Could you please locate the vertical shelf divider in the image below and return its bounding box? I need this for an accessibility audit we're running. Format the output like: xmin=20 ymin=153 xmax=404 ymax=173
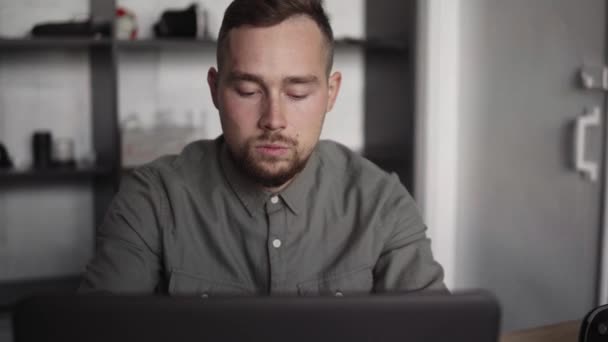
xmin=364 ymin=0 xmax=416 ymax=193
xmin=90 ymin=0 xmax=119 ymax=227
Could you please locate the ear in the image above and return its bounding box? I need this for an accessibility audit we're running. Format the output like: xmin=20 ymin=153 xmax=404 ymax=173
xmin=326 ymin=71 xmax=342 ymax=112
xmin=207 ymin=67 xmax=220 ymax=110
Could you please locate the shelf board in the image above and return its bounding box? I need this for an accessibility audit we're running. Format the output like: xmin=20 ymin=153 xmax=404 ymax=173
xmin=0 ymin=37 xmax=111 ymax=49
xmin=115 ymin=38 xmax=217 ymax=50
xmin=0 ymin=37 xmax=407 ymax=54
xmin=335 ymin=37 xmax=408 ymax=53
xmin=0 ymin=167 xmax=113 ymax=182
xmin=116 ymin=37 xmax=408 ymax=53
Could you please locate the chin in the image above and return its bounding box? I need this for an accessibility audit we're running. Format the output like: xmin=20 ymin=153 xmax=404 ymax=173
xmin=249 ymin=158 xmax=305 ymax=188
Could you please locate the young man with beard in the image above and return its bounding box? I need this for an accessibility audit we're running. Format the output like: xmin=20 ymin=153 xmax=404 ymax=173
xmin=80 ymin=0 xmax=446 ymax=296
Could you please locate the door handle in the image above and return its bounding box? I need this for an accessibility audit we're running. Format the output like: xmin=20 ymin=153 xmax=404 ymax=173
xmin=580 ymin=66 xmax=608 ymax=90
xmin=575 ymin=107 xmax=601 ymax=182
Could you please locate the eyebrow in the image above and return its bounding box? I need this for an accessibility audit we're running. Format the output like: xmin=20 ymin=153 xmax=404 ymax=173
xmin=226 ymin=71 xmax=265 ymax=86
xmin=226 ymin=71 xmax=319 ymax=87
xmin=283 ymin=75 xmax=319 ymax=86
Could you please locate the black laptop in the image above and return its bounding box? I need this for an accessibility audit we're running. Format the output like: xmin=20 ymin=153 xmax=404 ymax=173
xmin=13 ymin=290 xmax=500 ymax=342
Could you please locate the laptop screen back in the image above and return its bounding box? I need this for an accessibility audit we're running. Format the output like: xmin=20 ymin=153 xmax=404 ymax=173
xmin=13 ymin=290 xmax=500 ymax=342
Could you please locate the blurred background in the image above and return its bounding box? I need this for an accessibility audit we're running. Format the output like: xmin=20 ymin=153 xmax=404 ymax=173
xmin=0 ymin=0 xmax=607 ymax=338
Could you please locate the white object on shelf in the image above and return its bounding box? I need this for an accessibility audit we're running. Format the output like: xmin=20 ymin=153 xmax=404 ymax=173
xmin=121 ymin=110 xmax=206 ymax=167
xmin=115 ymin=6 xmax=138 ymax=40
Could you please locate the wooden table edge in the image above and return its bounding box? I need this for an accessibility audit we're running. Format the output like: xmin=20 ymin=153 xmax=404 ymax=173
xmin=500 ymin=321 xmax=580 ymax=342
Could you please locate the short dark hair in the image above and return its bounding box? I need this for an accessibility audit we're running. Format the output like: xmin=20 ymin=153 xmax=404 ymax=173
xmin=217 ymin=0 xmax=335 ymax=75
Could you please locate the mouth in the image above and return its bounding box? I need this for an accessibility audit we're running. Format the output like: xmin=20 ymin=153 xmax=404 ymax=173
xmin=255 ymin=143 xmax=291 ymax=157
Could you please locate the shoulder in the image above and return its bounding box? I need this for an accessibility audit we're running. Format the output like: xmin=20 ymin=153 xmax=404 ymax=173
xmin=127 ymin=138 xmax=221 ymax=187
xmin=316 ymin=140 xmax=419 ymax=221
xmin=316 ymin=140 xmax=401 ymax=191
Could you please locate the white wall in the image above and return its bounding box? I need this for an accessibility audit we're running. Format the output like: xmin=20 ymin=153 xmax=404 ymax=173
xmin=416 ymin=0 xmax=460 ymax=291
xmin=0 ymin=0 xmax=366 ymax=280
xmin=0 ymin=0 xmax=89 ymax=37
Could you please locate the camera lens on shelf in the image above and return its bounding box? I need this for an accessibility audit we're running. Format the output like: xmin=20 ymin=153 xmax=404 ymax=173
xmin=32 ymin=131 xmax=53 ymax=169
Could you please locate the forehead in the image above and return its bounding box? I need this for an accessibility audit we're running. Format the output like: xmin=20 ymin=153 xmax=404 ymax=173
xmin=223 ymin=16 xmax=328 ymax=78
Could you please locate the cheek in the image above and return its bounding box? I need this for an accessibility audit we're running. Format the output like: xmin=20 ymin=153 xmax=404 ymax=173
xmin=291 ymin=96 xmax=328 ymax=132
xmin=220 ymin=93 xmax=261 ymax=132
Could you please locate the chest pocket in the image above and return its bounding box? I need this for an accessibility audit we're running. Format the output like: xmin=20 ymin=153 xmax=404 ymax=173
xmin=297 ymin=265 xmax=374 ymax=296
xmin=168 ymin=269 xmax=253 ymax=298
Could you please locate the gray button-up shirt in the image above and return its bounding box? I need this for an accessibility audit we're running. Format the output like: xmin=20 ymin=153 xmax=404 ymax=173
xmin=80 ymin=137 xmax=446 ymax=296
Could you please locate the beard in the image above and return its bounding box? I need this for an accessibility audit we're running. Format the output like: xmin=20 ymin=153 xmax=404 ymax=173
xmin=228 ymin=132 xmax=311 ymax=188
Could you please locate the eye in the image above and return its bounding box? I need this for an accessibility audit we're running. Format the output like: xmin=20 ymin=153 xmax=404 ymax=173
xmin=286 ymin=85 xmax=313 ymax=100
xmin=238 ymin=90 xmax=255 ymax=97
xmin=288 ymin=93 xmax=309 ymax=100
xmin=236 ymin=88 xmax=259 ymax=98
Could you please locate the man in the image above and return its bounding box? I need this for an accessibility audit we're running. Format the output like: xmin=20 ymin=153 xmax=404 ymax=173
xmin=80 ymin=0 xmax=446 ymax=296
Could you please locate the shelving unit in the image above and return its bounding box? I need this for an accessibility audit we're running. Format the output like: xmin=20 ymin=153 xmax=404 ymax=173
xmin=0 ymin=0 xmax=119 ymax=311
xmin=0 ymin=2 xmax=119 ymax=223
xmin=0 ymin=0 xmax=418 ymax=226
xmin=0 ymin=0 xmax=417 ymax=308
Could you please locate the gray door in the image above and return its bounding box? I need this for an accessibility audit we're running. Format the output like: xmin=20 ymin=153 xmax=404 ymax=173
xmin=453 ymin=0 xmax=606 ymax=331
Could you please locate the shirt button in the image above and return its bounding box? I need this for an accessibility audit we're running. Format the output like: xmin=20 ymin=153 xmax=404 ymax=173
xmin=272 ymin=238 xmax=282 ymax=248
xmin=270 ymin=196 xmax=279 ymax=204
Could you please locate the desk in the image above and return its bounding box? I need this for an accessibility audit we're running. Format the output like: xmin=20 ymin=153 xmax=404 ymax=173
xmin=500 ymin=321 xmax=580 ymax=342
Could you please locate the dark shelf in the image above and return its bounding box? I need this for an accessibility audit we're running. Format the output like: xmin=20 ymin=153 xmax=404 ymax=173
xmin=0 ymin=167 xmax=113 ymax=182
xmin=116 ymin=37 xmax=407 ymax=53
xmin=0 ymin=37 xmax=111 ymax=49
xmin=336 ymin=37 xmax=408 ymax=53
xmin=115 ymin=38 xmax=217 ymax=50
xmin=0 ymin=37 xmax=407 ymax=54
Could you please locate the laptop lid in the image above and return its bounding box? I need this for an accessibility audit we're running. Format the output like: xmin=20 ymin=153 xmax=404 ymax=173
xmin=13 ymin=290 xmax=500 ymax=342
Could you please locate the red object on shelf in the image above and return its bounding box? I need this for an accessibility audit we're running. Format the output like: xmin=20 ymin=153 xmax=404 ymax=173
xmin=116 ymin=6 xmax=137 ymax=40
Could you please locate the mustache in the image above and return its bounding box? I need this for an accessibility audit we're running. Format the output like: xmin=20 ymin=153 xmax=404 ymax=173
xmin=255 ymin=132 xmax=298 ymax=147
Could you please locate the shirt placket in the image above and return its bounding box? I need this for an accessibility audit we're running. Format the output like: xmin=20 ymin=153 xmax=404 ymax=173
xmin=265 ymin=194 xmax=287 ymax=294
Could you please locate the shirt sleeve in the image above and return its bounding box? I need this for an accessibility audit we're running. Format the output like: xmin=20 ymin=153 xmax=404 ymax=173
xmin=79 ymin=167 xmax=165 ymax=294
xmin=372 ymin=174 xmax=448 ymax=293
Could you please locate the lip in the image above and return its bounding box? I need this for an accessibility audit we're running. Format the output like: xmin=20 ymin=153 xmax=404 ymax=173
xmin=257 ymin=143 xmax=289 ymax=149
xmin=255 ymin=144 xmax=290 ymax=157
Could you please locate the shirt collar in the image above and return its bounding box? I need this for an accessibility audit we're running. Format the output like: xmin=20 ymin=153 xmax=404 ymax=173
xmin=219 ymin=137 xmax=268 ymax=217
xmin=218 ymin=136 xmax=320 ymax=217
xmin=279 ymin=150 xmax=319 ymax=216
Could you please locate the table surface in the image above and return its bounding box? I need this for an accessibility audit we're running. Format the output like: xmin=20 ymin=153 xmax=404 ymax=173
xmin=500 ymin=321 xmax=580 ymax=342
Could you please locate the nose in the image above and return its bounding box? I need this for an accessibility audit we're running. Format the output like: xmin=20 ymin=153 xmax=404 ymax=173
xmin=259 ymin=94 xmax=287 ymax=132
